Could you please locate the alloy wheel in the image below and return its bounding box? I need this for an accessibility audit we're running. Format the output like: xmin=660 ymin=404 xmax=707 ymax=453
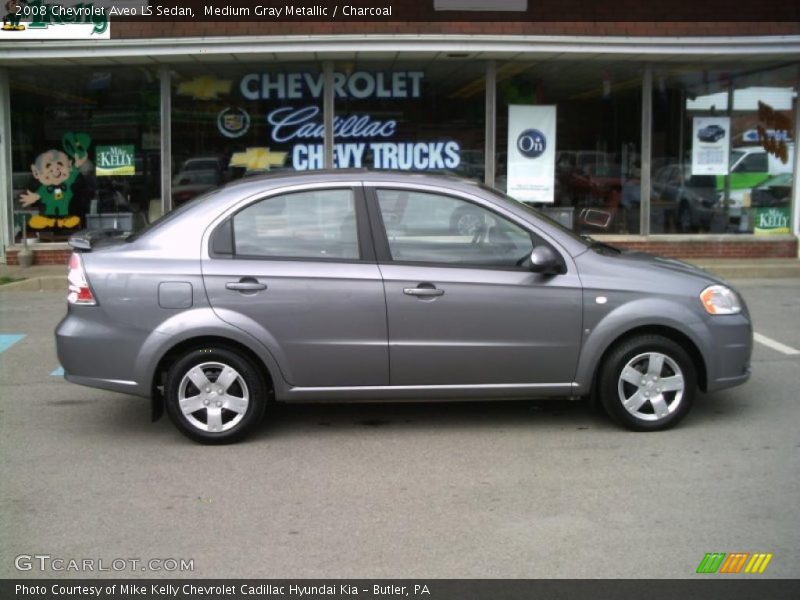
xmin=178 ymin=361 xmax=250 ymax=433
xmin=617 ymin=352 xmax=685 ymax=422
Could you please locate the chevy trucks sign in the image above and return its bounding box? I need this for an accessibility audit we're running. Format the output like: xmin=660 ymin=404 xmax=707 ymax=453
xmin=237 ymin=70 xmax=461 ymax=171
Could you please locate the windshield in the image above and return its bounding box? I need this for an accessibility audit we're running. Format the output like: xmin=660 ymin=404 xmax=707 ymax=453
xmin=173 ymin=170 xmax=219 ymax=186
xmin=183 ymin=159 xmax=220 ymax=171
xmin=479 ymin=184 xmax=590 ymax=247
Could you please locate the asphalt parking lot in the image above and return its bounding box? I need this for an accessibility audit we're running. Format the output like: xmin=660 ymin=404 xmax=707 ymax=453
xmin=0 ymin=279 xmax=798 ymax=579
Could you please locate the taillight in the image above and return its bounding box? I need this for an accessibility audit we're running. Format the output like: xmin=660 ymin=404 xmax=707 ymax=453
xmin=67 ymin=253 xmax=97 ymax=306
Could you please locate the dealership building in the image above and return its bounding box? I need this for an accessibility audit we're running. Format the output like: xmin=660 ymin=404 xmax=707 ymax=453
xmin=1 ymin=5 xmax=799 ymax=264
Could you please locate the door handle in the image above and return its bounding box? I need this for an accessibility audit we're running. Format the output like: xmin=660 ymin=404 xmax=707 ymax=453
xmin=226 ymin=279 xmax=267 ymax=292
xmin=403 ymin=287 xmax=444 ymax=297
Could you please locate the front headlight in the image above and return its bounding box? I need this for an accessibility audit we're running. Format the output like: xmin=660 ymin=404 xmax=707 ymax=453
xmin=700 ymin=284 xmax=742 ymax=315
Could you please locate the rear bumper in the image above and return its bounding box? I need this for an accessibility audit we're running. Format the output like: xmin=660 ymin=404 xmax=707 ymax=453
xmin=56 ymin=310 xmax=149 ymax=397
xmin=64 ymin=373 xmax=141 ymax=395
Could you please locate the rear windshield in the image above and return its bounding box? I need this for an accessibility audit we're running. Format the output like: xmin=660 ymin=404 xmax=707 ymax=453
xmin=126 ymin=190 xmax=220 ymax=242
xmin=183 ymin=159 xmax=221 ymax=171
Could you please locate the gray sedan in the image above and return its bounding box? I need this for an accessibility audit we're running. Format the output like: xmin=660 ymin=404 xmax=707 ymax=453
xmin=56 ymin=171 xmax=752 ymax=443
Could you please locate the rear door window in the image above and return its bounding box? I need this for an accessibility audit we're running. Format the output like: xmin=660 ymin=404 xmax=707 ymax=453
xmin=233 ymin=189 xmax=359 ymax=260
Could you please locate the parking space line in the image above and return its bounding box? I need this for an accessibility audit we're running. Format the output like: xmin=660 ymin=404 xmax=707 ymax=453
xmin=754 ymin=332 xmax=800 ymax=356
xmin=51 ymin=367 xmax=64 ymax=377
xmin=0 ymin=334 xmax=25 ymax=354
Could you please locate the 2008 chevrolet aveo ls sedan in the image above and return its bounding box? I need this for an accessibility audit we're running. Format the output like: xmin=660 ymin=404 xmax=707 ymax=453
xmin=56 ymin=171 xmax=752 ymax=443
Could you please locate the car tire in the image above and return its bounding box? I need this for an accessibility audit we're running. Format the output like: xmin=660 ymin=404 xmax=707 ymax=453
xmin=165 ymin=347 xmax=267 ymax=444
xmin=599 ymin=335 xmax=696 ymax=431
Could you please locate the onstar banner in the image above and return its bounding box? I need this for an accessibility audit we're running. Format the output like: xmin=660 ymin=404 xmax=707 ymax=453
xmin=507 ymin=105 xmax=556 ymax=204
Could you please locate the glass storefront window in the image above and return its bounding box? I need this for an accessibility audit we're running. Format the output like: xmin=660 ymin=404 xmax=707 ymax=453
xmin=9 ymin=66 xmax=160 ymax=241
xmin=170 ymin=61 xmax=323 ymax=207
xmin=332 ymin=59 xmax=486 ymax=176
xmin=496 ymin=60 xmax=643 ymax=234
xmin=651 ymin=62 xmax=797 ymax=235
xmin=9 ymin=57 xmax=793 ymax=244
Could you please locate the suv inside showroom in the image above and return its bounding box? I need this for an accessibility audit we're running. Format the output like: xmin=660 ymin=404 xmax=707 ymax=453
xmin=56 ymin=171 xmax=752 ymax=443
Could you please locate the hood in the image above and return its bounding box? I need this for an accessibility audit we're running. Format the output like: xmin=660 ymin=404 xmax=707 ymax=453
xmin=608 ymin=248 xmax=725 ymax=284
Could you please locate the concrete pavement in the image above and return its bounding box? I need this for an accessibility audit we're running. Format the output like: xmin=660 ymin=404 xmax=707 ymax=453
xmin=0 ymin=279 xmax=798 ymax=579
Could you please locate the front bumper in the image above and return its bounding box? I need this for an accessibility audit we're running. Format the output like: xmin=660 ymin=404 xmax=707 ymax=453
xmin=702 ymin=312 xmax=753 ymax=393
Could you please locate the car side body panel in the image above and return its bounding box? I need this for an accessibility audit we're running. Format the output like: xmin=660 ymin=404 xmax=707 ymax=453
xmin=202 ymin=260 xmax=389 ymax=388
xmin=572 ymin=250 xmax=752 ymax=394
xmin=54 ymin=171 xmax=752 ymax=422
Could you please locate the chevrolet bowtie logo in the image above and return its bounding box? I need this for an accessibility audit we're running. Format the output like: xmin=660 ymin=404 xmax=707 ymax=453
xmin=177 ymin=76 xmax=232 ymax=100
xmin=229 ymin=147 xmax=287 ymax=171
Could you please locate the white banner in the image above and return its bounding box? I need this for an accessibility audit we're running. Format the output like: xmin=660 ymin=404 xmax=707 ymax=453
xmin=692 ymin=116 xmax=730 ymax=175
xmin=507 ymin=105 xmax=556 ymax=203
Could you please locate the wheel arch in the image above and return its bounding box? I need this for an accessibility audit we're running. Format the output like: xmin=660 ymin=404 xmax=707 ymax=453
xmin=590 ymin=324 xmax=708 ymax=398
xmin=149 ymin=335 xmax=276 ymax=422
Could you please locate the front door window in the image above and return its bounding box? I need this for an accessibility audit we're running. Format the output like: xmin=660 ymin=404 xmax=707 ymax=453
xmin=376 ymin=189 xmax=534 ymax=267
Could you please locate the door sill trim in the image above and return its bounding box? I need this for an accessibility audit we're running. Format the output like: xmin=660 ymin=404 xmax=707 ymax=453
xmin=282 ymin=382 xmax=576 ymax=402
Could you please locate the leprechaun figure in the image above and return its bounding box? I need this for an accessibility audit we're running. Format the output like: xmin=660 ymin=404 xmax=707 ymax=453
xmin=19 ymin=149 xmax=86 ymax=229
xmin=2 ymin=0 xmax=26 ymax=31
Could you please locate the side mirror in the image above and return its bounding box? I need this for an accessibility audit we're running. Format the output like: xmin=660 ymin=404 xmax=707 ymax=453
xmin=529 ymin=245 xmax=562 ymax=275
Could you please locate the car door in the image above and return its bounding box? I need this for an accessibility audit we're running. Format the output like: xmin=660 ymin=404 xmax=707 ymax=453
xmin=367 ymin=185 xmax=582 ymax=387
xmin=202 ymin=184 xmax=388 ymax=387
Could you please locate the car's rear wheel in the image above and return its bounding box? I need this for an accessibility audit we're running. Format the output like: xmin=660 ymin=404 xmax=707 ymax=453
xmin=165 ymin=347 xmax=266 ymax=444
xmin=599 ymin=335 xmax=696 ymax=431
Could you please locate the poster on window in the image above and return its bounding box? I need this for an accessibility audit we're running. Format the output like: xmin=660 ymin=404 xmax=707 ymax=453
xmin=96 ymin=145 xmax=135 ymax=176
xmin=692 ymin=117 xmax=730 ymax=175
xmin=507 ymin=105 xmax=556 ymax=203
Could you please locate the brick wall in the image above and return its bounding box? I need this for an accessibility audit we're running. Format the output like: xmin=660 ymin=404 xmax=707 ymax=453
xmin=112 ymin=21 xmax=800 ymax=39
xmin=6 ymin=248 xmax=72 ymax=266
xmin=607 ymin=239 xmax=798 ymax=259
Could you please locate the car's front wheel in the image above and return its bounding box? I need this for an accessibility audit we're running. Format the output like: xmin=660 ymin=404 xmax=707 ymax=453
xmin=165 ymin=347 xmax=266 ymax=444
xmin=599 ymin=335 xmax=696 ymax=431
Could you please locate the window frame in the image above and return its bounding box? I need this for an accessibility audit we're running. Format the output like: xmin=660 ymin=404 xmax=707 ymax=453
xmin=364 ymin=184 xmax=564 ymax=272
xmin=209 ymin=185 xmax=376 ymax=263
xmin=735 ymin=152 xmax=769 ymax=174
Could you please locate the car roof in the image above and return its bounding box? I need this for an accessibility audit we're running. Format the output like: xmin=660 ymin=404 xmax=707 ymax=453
xmin=216 ymin=169 xmax=485 ymax=195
